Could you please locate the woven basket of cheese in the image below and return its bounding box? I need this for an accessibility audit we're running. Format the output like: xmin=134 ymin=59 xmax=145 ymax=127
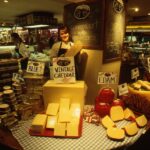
xmin=123 ymin=80 xmax=150 ymax=118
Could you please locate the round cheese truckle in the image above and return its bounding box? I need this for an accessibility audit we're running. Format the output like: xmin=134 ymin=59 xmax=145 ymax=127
xmin=135 ymin=115 xmax=148 ymax=127
xmin=101 ymin=115 xmax=115 ymax=129
xmin=107 ymin=127 xmax=125 ymax=141
xmin=124 ymin=122 xmax=139 ymax=136
xmin=124 ymin=108 xmax=136 ymax=121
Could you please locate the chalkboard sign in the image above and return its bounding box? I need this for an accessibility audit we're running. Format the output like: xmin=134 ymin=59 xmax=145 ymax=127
xmin=64 ymin=1 xmax=105 ymax=49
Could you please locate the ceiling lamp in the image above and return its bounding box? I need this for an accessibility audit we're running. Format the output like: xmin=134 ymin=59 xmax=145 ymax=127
xmin=134 ymin=8 xmax=139 ymax=12
xmin=4 ymin=0 xmax=8 ymax=3
xmin=24 ymin=24 xmax=50 ymax=29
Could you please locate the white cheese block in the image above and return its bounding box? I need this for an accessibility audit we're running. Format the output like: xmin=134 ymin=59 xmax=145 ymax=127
xmin=135 ymin=115 xmax=148 ymax=127
xmin=124 ymin=108 xmax=135 ymax=120
xmin=124 ymin=122 xmax=139 ymax=136
xmin=107 ymin=127 xmax=125 ymax=140
xmin=54 ymin=123 xmax=66 ymax=136
xmin=46 ymin=116 xmax=58 ymax=129
xmin=101 ymin=115 xmax=115 ymax=129
xmin=110 ymin=106 xmax=124 ymax=122
xmin=46 ymin=103 xmax=59 ymax=116
xmin=67 ymin=123 xmax=79 ymax=136
xmin=31 ymin=114 xmax=47 ymax=133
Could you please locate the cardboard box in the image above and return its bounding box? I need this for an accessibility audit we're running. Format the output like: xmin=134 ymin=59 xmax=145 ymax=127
xmin=43 ymin=80 xmax=87 ymax=114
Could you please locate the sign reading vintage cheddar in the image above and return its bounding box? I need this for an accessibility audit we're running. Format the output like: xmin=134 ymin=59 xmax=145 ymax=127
xmin=53 ymin=57 xmax=76 ymax=83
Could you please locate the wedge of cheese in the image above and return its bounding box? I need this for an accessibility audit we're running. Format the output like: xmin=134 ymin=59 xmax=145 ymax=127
xmin=124 ymin=122 xmax=139 ymax=136
xmin=101 ymin=115 xmax=115 ymax=129
xmin=110 ymin=106 xmax=124 ymax=122
xmin=46 ymin=103 xmax=59 ymax=116
xmin=54 ymin=123 xmax=66 ymax=136
xmin=107 ymin=127 xmax=125 ymax=141
xmin=46 ymin=116 xmax=58 ymax=129
xmin=31 ymin=114 xmax=47 ymax=133
xmin=124 ymin=108 xmax=135 ymax=121
xmin=135 ymin=115 xmax=148 ymax=127
xmin=67 ymin=123 xmax=79 ymax=136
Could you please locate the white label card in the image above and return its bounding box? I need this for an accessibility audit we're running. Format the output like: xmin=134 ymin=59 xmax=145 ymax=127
xmin=12 ymin=73 xmax=24 ymax=82
xmin=118 ymin=83 xmax=128 ymax=96
xmin=53 ymin=57 xmax=76 ymax=83
xmin=131 ymin=67 xmax=139 ymax=79
xmin=26 ymin=61 xmax=45 ymax=75
xmin=98 ymin=72 xmax=117 ymax=84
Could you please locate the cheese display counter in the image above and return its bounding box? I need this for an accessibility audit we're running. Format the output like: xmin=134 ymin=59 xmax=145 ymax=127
xmin=10 ymin=110 xmax=147 ymax=150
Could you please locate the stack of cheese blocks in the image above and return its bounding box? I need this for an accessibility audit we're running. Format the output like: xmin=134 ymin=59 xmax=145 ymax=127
xmin=101 ymin=106 xmax=148 ymax=141
xmin=30 ymin=98 xmax=81 ymax=137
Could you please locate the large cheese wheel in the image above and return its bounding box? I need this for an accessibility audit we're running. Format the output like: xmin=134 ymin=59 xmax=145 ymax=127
xmin=101 ymin=115 xmax=115 ymax=129
xmin=110 ymin=106 xmax=124 ymax=122
xmin=124 ymin=122 xmax=139 ymax=136
xmin=107 ymin=127 xmax=125 ymax=140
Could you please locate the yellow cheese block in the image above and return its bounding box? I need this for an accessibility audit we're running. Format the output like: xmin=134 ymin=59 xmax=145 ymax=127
xmin=31 ymin=114 xmax=47 ymax=133
xmin=107 ymin=127 xmax=125 ymax=140
xmin=58 ymin=108 xmax=71 ymax=122
xmin=54 ymin=123 xmax=66 ymax=136
xmin=46 ymin=103 xmax=59 ymax=116
xmin=43 ymin=80 xmax=87 ymax=114
xmin=46 ymin=116 xmax=58 ymax=129
xmin=124 ymin=108 xmax=135 ymax=120
xmin=110 ymin=106 xmax=124 ymax=122
xmin=67 ymin=123 xmax=79 ymax=136
xmin=124 ymin=122 xmax=139 ymax=136
xmin=60 ymin=98 xmax=70 ymax=109
xmin=101 ymin=115 xmax=115 ymax=129
xmin=70 ymin=103 xmax=81 ymax=118
xmin=135 ymin=115 xmax=148 ymax=127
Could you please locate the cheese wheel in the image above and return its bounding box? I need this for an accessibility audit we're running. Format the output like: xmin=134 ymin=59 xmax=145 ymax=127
xmin=101 ymin=115 xmax=115 ymax=129
xmin=107 ymin=127 xmax=125 ymax=140
xmin=124 ymin=108 xmax=135 ymax=120
xmin=135 ymin=115 xmax=148 ymax=127
xmin=110 ymin=106 xmax=124 ymax=122
xmin=124 ymin=122 xmax=139 ymax=136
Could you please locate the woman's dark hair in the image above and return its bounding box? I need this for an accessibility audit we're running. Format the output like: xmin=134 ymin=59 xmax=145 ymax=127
xmin=11 ymin=33 xmax=22 ymax=42
xmin=58 ymin=25 xmax=73 ymax=42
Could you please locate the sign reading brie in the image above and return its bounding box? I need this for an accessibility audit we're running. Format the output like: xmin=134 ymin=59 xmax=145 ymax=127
xmin=98 ymin=72 xmax=117 ymax=84
xmin=26 ymin=61 xmax=45 ymax=75
xmin=53 ymin=57 xmax=76 ymax=83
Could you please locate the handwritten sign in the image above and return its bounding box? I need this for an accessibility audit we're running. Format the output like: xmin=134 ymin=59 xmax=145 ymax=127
xmin=53 ymin=57 xmax=76 ymax=83
xmin=98 ymin=72 xmax=117 ymax=84
xmin=131 ymin=67 xmax=139 ymax=80
xmin=26 ymin=61 xmax=45 ymax=75
xmin=118 ymin=83 xmax=128 ymax=96
xmin=12 ymin=73 xmax=24 ymax=83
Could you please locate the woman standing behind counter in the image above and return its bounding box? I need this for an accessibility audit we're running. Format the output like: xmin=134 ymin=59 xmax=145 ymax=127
xmin=49 ymin=25 xmax=74 ymax=62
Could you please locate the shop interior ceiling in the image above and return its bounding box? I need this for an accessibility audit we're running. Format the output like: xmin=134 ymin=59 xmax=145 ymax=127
xmin=0 ymin=0 xmax=149 ymax=24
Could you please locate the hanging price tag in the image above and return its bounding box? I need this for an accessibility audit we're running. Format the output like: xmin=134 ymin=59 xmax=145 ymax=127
xmin=97 ymin=72 xmax=117 ymax=84
xmin=118 ymin=83 xmax=128 ymax=96
xmin=131 ymin=67 xmax=139 ymax=80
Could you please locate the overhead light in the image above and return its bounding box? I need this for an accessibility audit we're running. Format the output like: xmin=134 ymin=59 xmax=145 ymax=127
xmin=4 ymin=0 xmax=8 ymax=3
xmin=24 ymin=24 xmax=49 ymax=29
xmin=134 ymin=8 xmax=139 ymax=12
xmin=148 ymin=13 xmax=150 ymax=16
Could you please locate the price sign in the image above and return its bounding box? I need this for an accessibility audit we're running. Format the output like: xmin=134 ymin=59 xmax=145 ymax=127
xmin=53 ymin=57 xmax=76 ymax=83
xmin=26 ymin=61 xmax=45 ymax=75
xmin=98 ymin=72 xmax=117 ymax=84
xmin=131 ymin=67 xmax=139 ymax=80
xmin=12 ymin=73 xmax=23 ymax=82
xmin=118 ymin=83 xmax=128 ymax=96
